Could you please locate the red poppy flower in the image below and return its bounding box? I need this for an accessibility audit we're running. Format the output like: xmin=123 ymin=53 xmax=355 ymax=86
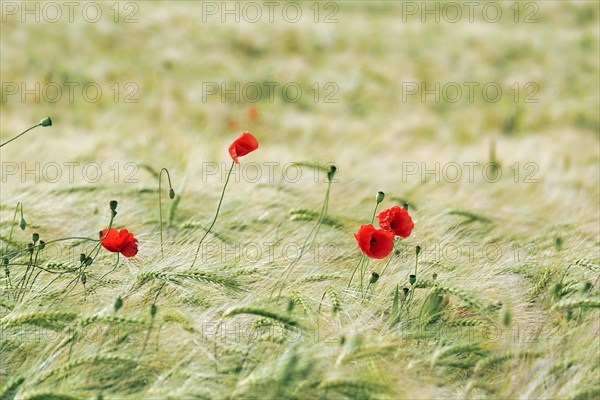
xmin=377 ymin=206 xmax=414 ymax=238
xmin=100 ymin=228 xmax=138 ymax=257
xmin=228 ymin=131 xmax=259 ymax=164
xmin=354 ymin=224 xmax=394 ymax=259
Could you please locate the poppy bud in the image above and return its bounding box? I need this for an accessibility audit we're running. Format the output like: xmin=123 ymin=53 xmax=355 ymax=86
xmin=109 ymin=200 xmax=118 ymax=211
xmin=581 ymin=281 xmax=592 ymax=293
xmin=81 ymin=273 xmax=87 ymax=285
xmin=80 ymin=253 xmax=87 ymax=263
xmin=38 ymin=240 xmax=46 ymax=250
xmin=32 ymin=233 xmax=39 ymax=243
xmin=85 ymin=257 xmax=93 ymax=266
xmin=402 ymin=287 xmax=409 ymax=297
xmin=369 ymin=271 xmax=380 ymax=284
xmin=402 ymin=203 xmax=409 ymax=211
xmin=416 ymin=246 xmax=421 ymax=255
xmin=551 ymin=283 xmax=563 ymax=298
xmin=376 ymin=191 xmax=385 ymax=204
xmin=27 ymin=243 xmax=34 ymax=253
xmin=409 ymin=274 xmax=416 ymax=285
xmin=169 ymin=188 xmax=175 ymax=199
xmin=150 ymin=304 xmax=157 ymax=317
xmin=327 ymin=164 xmax=337 ymax=181
xmin=114 ymin=297 xmax=123 ymax=311
xmin=554 ymin=237 xmax=563 ymax=250
xmin=502 ymin=307 xmax=511 ymax=327
xmin=40 ymin=116 xmax=52 ymax=127
xmin=19 ymin=218 xmax=26 ymax=230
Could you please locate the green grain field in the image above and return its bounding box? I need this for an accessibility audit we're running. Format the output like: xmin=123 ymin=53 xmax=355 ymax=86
xmin=1 ymin=1 xmax=599 ymax=399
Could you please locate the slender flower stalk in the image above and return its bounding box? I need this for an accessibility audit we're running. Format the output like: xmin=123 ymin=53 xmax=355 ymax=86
xmin=348 ymin=192 xmax=385 ymax=289
xmin=272 ymin=165 xmax=336 ymax=299
xmin=191 ymin=160 xmax=235 ymax=268
xmin=158 ymin=168 xmax=175 ymax=258
xmin=0 ymin=117 xmax=52 ymax=148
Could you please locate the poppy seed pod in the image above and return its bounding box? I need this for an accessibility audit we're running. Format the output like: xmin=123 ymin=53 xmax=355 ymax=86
xmin=403 ymin=203 xmax=409 ymax=210
xmin=80 ymin=253 xmax=87 ymax=263
xmin=169 ymin=188 xmax=175 ymax=199
xmin=402 ymin=287 xmax=410 ymax=297
xmin=369 ymin=271 xmax=380 ymax=284
xmin=114 ymin=297 xmax=123 ymax=311
xmin=40 ymin=116 xmax=52 ymax=127
xmin=32 ymin=233 xmax=39 ymax=243
xmin=38 ymin=240 xmax=46 ymax=250
xmin=409 ymin=274 xmax=416 ymax=285
xmin=376 ymin=191 xmax=385 ymax=204
xmin=85 ymin=257 xmax=93 ymax=266
xmin=416 ymin=245 xmax=421 ymax=255
xmin=432 ymin=272 xmax=438 ymax=280
xmin=19 ymin=218 xmax=26 ymax=230
xmin=2 ymin=257 xmax=8 ymax=265
xmin=27 ymin=243 xmax=34 ymax=253
xmin=109 ymin=200 xmax=118 ymax=211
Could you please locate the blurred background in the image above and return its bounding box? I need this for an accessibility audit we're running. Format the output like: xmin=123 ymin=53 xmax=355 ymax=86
xmin=1 ymin=2 xmax=599 ymax=398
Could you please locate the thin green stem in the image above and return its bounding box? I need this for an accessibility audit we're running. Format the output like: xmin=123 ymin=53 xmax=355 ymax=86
xmin=0 ymin=123 xmax=41 ymax=148
xmin=272 ymin=178 xmax=333 ymax=299
xmin=191 ymin=161 xmax=236 ymax=268
xmin=158 ymin=168 xmax=174 ymax=258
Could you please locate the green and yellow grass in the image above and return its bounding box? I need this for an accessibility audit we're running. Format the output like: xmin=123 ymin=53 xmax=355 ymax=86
xmin=1 ymin=1 xmax=599 ymax=399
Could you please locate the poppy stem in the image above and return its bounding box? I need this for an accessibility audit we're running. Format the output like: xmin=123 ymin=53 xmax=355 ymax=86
xmin=6 ymin=202 xmax=20 ymax=247
xmin=191 ymin=160 xmax=236 ymax=268
xmin=380 ymin=238 xmax=400 ymax=278
xmin=370 ymin=200 xmax=380 ymax=224
xmin=0 ymin=123 xmax=41 ymax=148
xmin=347 ymin=254 xmax=365 ymax=288
xmin=273 ymin=175 xmax=333 ymax=299
xmin=158 ymin=168 xmax=174 ymax=258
